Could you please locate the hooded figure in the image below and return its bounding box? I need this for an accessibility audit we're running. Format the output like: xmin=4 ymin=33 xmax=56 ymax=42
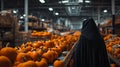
xmin=73 ymin=18 xmax=110 ymax=67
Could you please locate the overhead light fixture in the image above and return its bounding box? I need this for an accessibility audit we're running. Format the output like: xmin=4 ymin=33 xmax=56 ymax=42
xmin=62 ymin=1 xmax=69 ymax=3
xmin=103 ymin=9 xmax=108 ymax=13
xmin=39 ymin=0 xmax=45 ymax=3
xmin=20 ymin=16 xmax=23 ymax=19
xmin=59 ymin=0 xmax=69 ymax=3
xmin=23 ymin=14 xmax=26 ymax=17
xmin=13 ymin=10 xmax=17 ymax=13
xmin=41 ymin=19 xmax=45 ymax=21
xmin=85 ymin=0 xmax=91 ymax=3
xmin=49 ymin=8 xmax=53 ymax=11
xmin=78 ymin=0 xmax=83 ymax=3
xmin=55 ymin=12 xmax=59 ymax=15
xmin=83 ymin=19 xmax=87 ymax=21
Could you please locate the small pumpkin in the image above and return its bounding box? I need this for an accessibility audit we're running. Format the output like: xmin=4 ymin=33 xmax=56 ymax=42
xmin=21 ymin=45 xmax=32 ymax=53
xmin=0 ymin=47 xmax=17 ymax=64
xmin=44 ymin=41 xmax=54 ymax=48
xmin=33 ymin=41 xmax=43 ymax=48
xmin=0 ymin=56 xmax=12 ymax=67
xmin=13 ymin=61 xmax=21 ymax=67
xmin=26 ymin=42 xmax=33 ymax=46
xmin=111 ymin=64 xmax=116 ymax=67
xmin=40 ymin=46 xmax=48 ymax=52
xmin=107 ymin=47 xmax=112 ymax=53
xmin=36 ymin=48 xmax=44 ymax=56
xmin=32 ymin=42 xmax=40 ymax=48
xmin=16 ymin=53 xmax=32 ymax=63
xmin=42 ymin=49 xmax=55 ymax=63
xmin=41 ymin=58 xmax=48 ymax=63
xmin=27 ymin=51 xmax=40 ymax=61
xmin=35 ymin=60 xmax=48 ymax=67
xmin=52 ymin=47 xmax=62 ymax=55
xmin=17 ymin=61 xmax=37 ymax=67
xmin=53 ymin=60 xmax=65 ymax=67
xmin=42 ymin=52 xmax=49 ymax=63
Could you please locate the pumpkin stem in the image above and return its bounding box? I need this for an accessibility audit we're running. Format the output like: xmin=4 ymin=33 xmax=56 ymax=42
xmin=16 ymin=47 xmax=19 ymax=50
xmin=6 ymin=43 xmax=10 ymax=47
xmin=49 ymin=48 xmax=51 ymax=51
xmin=31 ymin=48 xmax=36 ymax=51
xmin=37 ymin=55 xmax=41 ymax=61
xmin=22 ymin=56 xmax=27 ymax=62
xmin=41 ymin=47 xmax=44 ymax=52
xmin=24 ymin=44 xmax=28 ymax=48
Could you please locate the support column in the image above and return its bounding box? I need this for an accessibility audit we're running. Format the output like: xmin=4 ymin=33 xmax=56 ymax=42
xmin=97 ymin=7 xmax=100 ymax=23
xmin=111 ymin=0 xmax=115 ymax=34
xmin=1 ymin=0 xmax=4 ymax=11
xmin=24 ymin=0 xmax=28 ymax=32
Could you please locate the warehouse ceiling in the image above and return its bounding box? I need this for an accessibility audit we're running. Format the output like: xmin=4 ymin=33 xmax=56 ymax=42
xmin=0 ymin=0 xmax=120 ymax=20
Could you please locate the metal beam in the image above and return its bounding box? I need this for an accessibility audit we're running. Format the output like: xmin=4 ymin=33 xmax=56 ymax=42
xmin=111 ymin=0 xmax=115 ymax=34
xmin=97 ymin=7 xmax=101 ymax=23
xmin=24 ymin=0 xmax=28 ymax=32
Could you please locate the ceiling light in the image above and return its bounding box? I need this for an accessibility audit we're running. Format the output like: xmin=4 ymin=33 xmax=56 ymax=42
xmin=55 ymin=12 xmax=59 ymax=15
xmin=83 ymin=19 xmax=87 ymax=21
xmin=41 ymin=19 xmax=45 ymax=21
xmin=59 ymin=0 xmax=69 ymax=3
xmin=103 ymin=9 xmax=108 ymax=13
xmin=39 ymin=0 xmax=45 ymax=3
xmin=13 ymin=10 xmax=17 ymax=13
xmin=20 ymin=16 xmax=23 ymax=19
xmin=78 ymin=0 xmax=83 ymax=3
xmin=62 ymin=1 xmax=69 ymax=3
xmin=23 ymin=14 xmax=26 ymax=17
xmin=49 ymin=8 xmax=53 ymax=11
xmin=85 ymin=0 xmax=90 ymax=3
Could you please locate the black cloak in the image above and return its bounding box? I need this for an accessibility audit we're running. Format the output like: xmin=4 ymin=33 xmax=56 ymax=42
xmin=73 ymin=18 xmax=110 ymax=67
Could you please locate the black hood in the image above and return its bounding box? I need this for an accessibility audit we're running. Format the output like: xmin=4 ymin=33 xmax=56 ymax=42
xmin=81 ymin=18 xmax=101 ymax=39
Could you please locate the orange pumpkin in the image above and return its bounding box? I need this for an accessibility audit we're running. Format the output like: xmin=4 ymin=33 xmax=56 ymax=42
xmin=13 ymin=61 xmax=21 ymax=67
xmin=53 ymin=60 xmax=65 ymax=67
xmin=16 ymin=53 xmax=32 ymax=63
xmin=49 ymin=50 xmax=58 ymax=60
xmin=27 ymin=51 xmax=40 ymax=61
xmin=44 ymin=41 xmax=54 ymax=48
xmin=42 ymin=52 xmax=49 ymax=63
xmin=36 ymin=48 xmax=44 ymax=56
xmin=111 ymin=64 xmax=116 ymax=67
xmin=17 ymin=61 xmax=37 ymax=67
xmin=36 ymin=60 xmax=48 ymax=67
xmin=40 ymin=46 xmax=48 ymax=52
xmin=107 ymin=47 xmax=112 ymax=53
xmin=32 ymin=41 xmax=43 ymax=48
xmin=21 ymin=45 xmax=32 ymax=53
xmin=52 ymin=47 xmax=62 ymax=55
xmin=0 ymin=56 xmax=12 ymax=67
xmin=0 ymin=51 xmax=1 ymax=56
xmin=0 ymin=47 xmax=17 ymax=63
xmin=32 ymin=42 xmax=40 ymax=48
xmin=42 ymin=49 xmax=55 ymax=63
xmin=26 ymin=42 xmax=33 ymax=46
xmin=54 ymin=51 xmax=59 ymax=59
xmin=41 ymin=58 xmax=48 ymax=63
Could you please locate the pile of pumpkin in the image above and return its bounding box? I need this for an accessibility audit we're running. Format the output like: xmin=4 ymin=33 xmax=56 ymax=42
xmin=31 ymin=30 xmax=52 ymax=38
xmin=0 ymin=32 xmax=80 ymax=67
xmin=104 ymin=34 xmax=120 ymax=61
xmin=104 ymin=34 xmax=113 ymax=41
